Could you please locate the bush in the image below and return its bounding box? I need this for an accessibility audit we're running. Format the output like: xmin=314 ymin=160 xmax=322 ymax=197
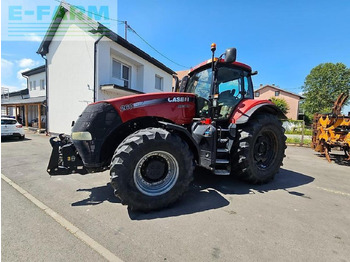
xmin=270 ymin=97 xmax=290 ymax=115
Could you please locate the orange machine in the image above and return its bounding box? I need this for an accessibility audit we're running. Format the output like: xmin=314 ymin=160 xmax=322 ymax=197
xmin=312 ymin=93 xmax=350 ymax=162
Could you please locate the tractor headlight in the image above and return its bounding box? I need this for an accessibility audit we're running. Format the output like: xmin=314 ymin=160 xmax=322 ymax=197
xmin=71 ymin=131 xmax=92 ymax=141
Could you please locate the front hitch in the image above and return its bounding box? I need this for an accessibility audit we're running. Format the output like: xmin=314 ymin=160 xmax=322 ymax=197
xmin=47 ymin=134 xmax=88 ymax=175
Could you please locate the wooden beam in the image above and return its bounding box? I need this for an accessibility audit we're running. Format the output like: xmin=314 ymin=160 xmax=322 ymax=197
xmin=38 ymin=104 xmax=42 ymax=130
xmin=25 ymin=104 xmax=29 ymax=127
xmin=6 ymin=106 xmax=9 ymax=115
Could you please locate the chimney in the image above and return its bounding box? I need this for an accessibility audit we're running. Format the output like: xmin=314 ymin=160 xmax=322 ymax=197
xmin=260 ymin=84 xmax=263 ymax=87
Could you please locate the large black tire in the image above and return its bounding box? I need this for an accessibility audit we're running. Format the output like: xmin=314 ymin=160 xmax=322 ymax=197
xmin=110 ymin=128 xmax=194 ymax=211
xmin=231 ymin=114 xmax=286 ymax=184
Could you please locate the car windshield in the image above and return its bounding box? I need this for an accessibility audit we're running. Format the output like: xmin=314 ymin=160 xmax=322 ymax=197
xmin=1 ymin=119 xmax=17 ymax=125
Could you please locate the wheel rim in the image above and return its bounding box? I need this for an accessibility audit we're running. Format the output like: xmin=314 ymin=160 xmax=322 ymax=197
xmin=253 ymin=130 xmax=277 ymax=169
xmin=134 ymin=151 xmax=179 ymax=196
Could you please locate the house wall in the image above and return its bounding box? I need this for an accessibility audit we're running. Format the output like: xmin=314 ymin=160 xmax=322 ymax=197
xmin=28 ymin=72 xmax=46 ymax=97
xmin=46 ymin=13 xmax=96 ymax=134
xmin=96 ymin=38 xmax=172 ymax=101
xmin=46 ymin=11 xmax=173 ymax=134
xmin=256 ymin=86 xmax=300 ymax=120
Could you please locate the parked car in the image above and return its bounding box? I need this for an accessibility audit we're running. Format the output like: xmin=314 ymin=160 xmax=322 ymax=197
xmin=1 ymin=115 xmax=15 ymax=119
xmin=1 ymin=117 xmax=25 ymax=140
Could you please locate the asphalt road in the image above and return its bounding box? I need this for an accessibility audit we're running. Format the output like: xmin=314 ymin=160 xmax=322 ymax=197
xmin=1 ymin=131 xmax=350 ymax=262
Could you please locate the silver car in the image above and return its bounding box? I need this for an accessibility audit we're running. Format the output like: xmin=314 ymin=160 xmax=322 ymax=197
xmin=1 ymin=117 xmax=25 ymax=140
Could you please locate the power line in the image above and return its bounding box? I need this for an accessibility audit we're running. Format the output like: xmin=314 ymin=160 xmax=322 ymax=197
xmin=51 ymin=0 xmax=189 ymax=69
xmin=127 ymin=25 xmax=190 ymax=68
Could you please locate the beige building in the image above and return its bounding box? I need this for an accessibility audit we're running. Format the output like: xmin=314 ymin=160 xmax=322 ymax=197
xmin=254 ymin=84 xmax=304 ymax=120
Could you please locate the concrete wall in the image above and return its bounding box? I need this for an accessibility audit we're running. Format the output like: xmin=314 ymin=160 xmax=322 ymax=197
xmin=255 ymin=85 xmax=301 ymax=120
xmin=28 ymin=72 xmax=46 ymax=98
xmin=46 ymin=12 xmax=96 ymax=134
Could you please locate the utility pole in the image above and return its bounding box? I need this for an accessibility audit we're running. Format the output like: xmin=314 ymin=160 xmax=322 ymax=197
xmin=125 ymin=21 xmax=128 ymax=40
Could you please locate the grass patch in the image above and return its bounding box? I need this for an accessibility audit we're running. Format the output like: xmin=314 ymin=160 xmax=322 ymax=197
xmin=286 ymin=137 xmax=312 ymax=146
xmin=285 ymin=129 xmax=312 ymax=136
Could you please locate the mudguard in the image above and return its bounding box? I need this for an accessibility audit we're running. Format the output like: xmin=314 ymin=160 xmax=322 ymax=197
xmin=231 ymin=99 xmax=287 ymax=124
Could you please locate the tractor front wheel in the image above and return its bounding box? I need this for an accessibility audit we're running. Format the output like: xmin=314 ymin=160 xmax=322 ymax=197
xmin=110 ymin=128 xmax=194 ymax=211
xmin=231 ymin=114 xmax=286 ymax=184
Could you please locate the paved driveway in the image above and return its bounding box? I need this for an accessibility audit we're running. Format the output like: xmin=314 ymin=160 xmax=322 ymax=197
xmin=1 ymin=132 xmax=350 ymax=261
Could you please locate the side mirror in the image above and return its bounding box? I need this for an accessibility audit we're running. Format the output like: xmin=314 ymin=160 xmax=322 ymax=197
xmin=173 ymin=74 xmax=179 ymax=92
xmin=179 ymin=75 xmax=189 ymax=92
xmin=225 ymin=48 xmax=236 ymax=63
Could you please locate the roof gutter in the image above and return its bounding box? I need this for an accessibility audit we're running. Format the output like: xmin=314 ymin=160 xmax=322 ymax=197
xmin=93 ymin=35 xmax=104 ymax=103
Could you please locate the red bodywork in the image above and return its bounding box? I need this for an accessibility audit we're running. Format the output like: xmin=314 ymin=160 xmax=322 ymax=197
xmin=95 ymin=59 xmax=272 ymax=126
xmin=230 ymin=99 xmax=275 ymax=124
xmin=97 ymin=92 xmax=273 ymax=126
xmin=103 ymin=92 xmax=196 ymax=125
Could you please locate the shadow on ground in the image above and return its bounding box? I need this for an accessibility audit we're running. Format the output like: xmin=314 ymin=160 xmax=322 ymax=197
xmin=316 ymin=151 xmax=350 ymax=167
xmin=1 ymin=137 xmax=31 ymax=143
xmin=71 ymin=183 xmax=120 ymax=206
xmin=71 ymin=167 xmax=314 ymax=220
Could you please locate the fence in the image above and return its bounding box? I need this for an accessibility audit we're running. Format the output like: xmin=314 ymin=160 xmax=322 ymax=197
xmin=282 ymin=120 xmax=311 ymax=146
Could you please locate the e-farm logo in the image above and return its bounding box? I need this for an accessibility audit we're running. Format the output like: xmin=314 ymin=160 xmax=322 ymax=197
xmin=2 ymin=0 xmax=118 ymax=41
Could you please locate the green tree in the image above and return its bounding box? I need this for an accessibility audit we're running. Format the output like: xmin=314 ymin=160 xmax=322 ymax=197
xmin=302 ymin=63 xmax=350 ymax=118
xmin=270 ymin=97 xmax=290 ymax=115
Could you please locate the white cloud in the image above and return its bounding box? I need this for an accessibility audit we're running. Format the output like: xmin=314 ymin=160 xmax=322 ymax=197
xmin=1 ymin=58 xmax=14 ymax=76
xmin=1 ymin=85 xmax=23 ymax=93
xmin=24 ymin=33 xmax=43 ymax=42
xmin=17 ymin=68 xmax=31 ymax=80
xmin=18 ymin=58 xmax=39 ymax=68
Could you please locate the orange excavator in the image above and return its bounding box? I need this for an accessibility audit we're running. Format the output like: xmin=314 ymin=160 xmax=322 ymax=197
xmin=312 ymin=92 xmax=350 ymax=162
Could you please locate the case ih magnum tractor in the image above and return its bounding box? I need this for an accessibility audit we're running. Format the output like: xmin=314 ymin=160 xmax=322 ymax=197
xmin=48 ymin=44 xmax=286 ymax=211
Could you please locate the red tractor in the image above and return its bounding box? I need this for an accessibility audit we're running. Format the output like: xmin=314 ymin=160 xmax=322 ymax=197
xmin=48 ymin=44 xmax=286 ymax=211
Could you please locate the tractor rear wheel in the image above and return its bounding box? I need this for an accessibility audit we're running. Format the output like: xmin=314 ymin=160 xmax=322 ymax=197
xmin=110 ymin=128 xmax=194 ymax=211
xmin=231 ymin=114 xmax=286 ymax=184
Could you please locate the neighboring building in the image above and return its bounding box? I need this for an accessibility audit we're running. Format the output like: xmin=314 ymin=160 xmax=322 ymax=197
xmin=21 ymin=65 xmax=47 ymax=128
xmin=254 ymin=84 xmax=304 ymax=120
xmin=1 ymin=88 xmax=29 ymax=116
xmin=37 ymin=2 xmax=176 ymax=134
xmin=1 ymin=65 xmax=47 ymax=129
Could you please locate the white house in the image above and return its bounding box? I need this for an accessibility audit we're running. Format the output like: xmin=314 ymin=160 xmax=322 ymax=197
xmin=1 ymin=88 xmax=29 ymax=117
xmin=37 ymin=2 xmax=175 ymax=134
xmin=21 ymin=65 xmax=47 ymax=127
xmin=1 ymin=65 xmax=47 ymax=129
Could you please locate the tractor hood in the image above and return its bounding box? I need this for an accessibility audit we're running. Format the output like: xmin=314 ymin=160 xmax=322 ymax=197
xmin=100 ymin=92 xmax=197 ymax=125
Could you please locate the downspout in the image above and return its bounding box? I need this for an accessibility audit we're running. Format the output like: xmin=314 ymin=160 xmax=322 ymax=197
xmin=41 ymin=54 xmax=49 ymax=135
xmin=94 ymin=35 xmax=104 ymax=103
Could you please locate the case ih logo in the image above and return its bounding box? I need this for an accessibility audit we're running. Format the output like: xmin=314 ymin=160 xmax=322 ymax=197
xmin=120 ymin=97 xmax=192 ymax=112
xmin=168 ymin=97 xmax=190 ymax=103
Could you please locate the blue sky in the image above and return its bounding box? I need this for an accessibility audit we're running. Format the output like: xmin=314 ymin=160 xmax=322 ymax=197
xmin=2 ymin=0 xmax=350 ymax=112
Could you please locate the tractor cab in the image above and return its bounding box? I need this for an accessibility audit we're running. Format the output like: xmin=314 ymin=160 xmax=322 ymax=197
xmin=176 ymin=45 xmax=256 ymax=122
xmin=186 ymin=61 xmax=254 ymax=120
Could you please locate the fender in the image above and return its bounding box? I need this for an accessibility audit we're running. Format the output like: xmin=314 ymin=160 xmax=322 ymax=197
xmin=158 ymin=121 xmax=200 ymax=165
xmin=231 ymin=99 xmax=287 ymax=124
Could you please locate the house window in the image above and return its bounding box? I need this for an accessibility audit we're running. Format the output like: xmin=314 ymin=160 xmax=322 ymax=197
xmin=112 ymin=59 xmax=130 ymax=88
xmin=33 ymin=80 xmax=36 ymax=90
xmin=40 ymin=79 xmax=45 ymax=90
xmin=29 ymin=81 xmax=33 ymax=91
xmin=255 ymin=91 xmax=260 ymax=97
xmin=155 ymin=75 xmax=163 ymax=91
xmin=275 ymin=91 xmax=280 ymax=96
